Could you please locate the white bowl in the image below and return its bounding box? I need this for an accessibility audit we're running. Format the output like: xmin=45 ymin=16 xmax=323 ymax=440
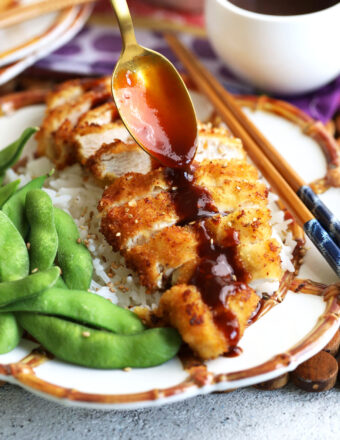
xmin=205 ymin=0 xmax=340 ymax=94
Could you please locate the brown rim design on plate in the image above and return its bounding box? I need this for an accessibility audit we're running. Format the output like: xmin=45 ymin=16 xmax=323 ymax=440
xmin=236 ymin=95 xmax=340 ymax=194
xmin=0 ymin=6 xmax=75 ymax=62
xmin=0 ymin=90 xmax=339 ymax=408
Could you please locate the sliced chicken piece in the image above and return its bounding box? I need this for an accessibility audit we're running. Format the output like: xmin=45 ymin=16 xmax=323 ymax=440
xmin=206 ymin=180 xmax=268 ymax=212
xmin=87 ymin=140 xmax=155 ymax=181
xmin=195 ymin=159 xmax=259 ymax=185
xmin=204 ymin=212 xmax=282 ymax=281
xmin=100 ymin=192 xmax=179 ymax=252
xmin=36 ymin=78 xmax=112 ymax=168
xmin=46 ymin=77 xmax=111 ymax=109
xmin=157 ymin=284 xmax=260 ymax=359
xmin=98 ymin=168 xmax=168 ymax=213
xmin=74 ymin=119 xmax=135 ymax=165
xmin=124 ymin=226 xmax=198 ymax=290
xmin=195 ymin=124 xmax=246 ymax=163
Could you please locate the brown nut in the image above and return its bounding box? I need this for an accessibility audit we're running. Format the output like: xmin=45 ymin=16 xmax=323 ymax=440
xmin=323 ymin=330 xmax=340 ymax=356
xmin=254 ymin=373 xmax=289 ymax=390
xmin=292 ymin=351 xmax=338 ymax=392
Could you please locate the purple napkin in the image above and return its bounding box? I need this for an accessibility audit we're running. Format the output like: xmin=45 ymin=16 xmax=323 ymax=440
xmin=36 ymin=26 xmax=340 ymax=122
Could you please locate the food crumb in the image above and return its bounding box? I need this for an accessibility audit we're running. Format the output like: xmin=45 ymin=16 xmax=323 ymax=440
xmin=26 ymin=242 xmax=31 ymax=249
xmin=82 ymin=331 xmax=91 ymax=338
xmin=31 ymin=268 xmax=38 ymax=273
xmin=123 ymin=367 xmax=131 ymax=372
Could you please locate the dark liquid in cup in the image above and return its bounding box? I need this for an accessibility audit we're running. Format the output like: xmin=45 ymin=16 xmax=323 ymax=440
xmin=227 ymin=0 xmax=339 ymax=16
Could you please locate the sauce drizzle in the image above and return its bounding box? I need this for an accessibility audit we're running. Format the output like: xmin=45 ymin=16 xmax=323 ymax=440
xmin=166 ymin=167 xmax=251 ymax=350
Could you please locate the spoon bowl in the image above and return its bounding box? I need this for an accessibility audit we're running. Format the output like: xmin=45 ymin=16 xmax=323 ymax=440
xmin=110 ymin=0 xmax=197 ymax=169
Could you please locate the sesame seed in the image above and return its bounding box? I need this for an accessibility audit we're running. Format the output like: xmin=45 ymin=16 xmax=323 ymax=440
xmin=26 ymin=242 xmax=31 ymax=249
xmin=31 ymin=268 xmax=38 ymax=273
xmin=82 ymin=331 xmax=90 ymax=338
xmin=116 ymin=232 xmax=121 ymax=237
xmin=135 ymin=219 xmax=139 ymax=224
xmin=123 ymin=367 xmax=131 ymax=372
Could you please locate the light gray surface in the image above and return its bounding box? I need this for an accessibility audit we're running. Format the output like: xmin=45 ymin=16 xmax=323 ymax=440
xmin=1 ymin=382 xmax=339 ymax=440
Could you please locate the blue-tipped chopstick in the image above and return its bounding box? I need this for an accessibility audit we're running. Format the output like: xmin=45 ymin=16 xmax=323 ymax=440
xmin=164 ymin=33 xmax=340 ymax=277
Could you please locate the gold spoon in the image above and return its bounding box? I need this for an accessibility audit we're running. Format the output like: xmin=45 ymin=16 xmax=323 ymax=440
xmin=110 ymin=0 xmax=198 ymax=169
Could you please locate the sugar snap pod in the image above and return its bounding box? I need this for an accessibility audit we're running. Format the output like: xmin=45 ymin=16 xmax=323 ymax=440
xmin=54 ymin=208 xmax=93 ymax=290
xmin=0 ymin=267 xmax=60 ymax=308
xmin=0 ymin=127 xmax=38 ymax=175
xmin=25 ymin=189 xmax=58 ymax=272
xmin=1 ymin=287 xmax=145 ymax=334
xmin=2 ymin=174 xmax=49 ymax=238
xmin=17 ymin=313 xmax=182 ymax=369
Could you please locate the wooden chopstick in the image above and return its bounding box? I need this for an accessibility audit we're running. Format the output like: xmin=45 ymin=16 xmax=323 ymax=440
xmin=164 ymin=33 xmax=340 ymax=277
xmin=0 ymin=0 xmax=94 ymax=29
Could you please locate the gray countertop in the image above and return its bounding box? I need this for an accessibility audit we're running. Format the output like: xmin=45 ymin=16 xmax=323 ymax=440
xmin=1 ymin=382 xmax=339 ymax=440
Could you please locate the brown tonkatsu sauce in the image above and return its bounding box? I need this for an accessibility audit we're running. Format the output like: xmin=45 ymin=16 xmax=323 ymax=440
xmin=166 ymin=166 xmax=251 ymax=351
xmin=113 ymin=60 xmax=197 ymax=169
xmin=116 ymin=59 xmax=253 ymax=353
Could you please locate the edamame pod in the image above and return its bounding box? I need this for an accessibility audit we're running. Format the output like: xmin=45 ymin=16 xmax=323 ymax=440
xmin=54 ymin=276 xmax=68 ymax=289
xmin=54 ymin=208 xmax=93 ymax=290
xmin=0 ymin=267 xmax=60 ymax=308
xmin=0 ymin=127 xmax=38 ymax=174
xmin=26 ymin=189 xmax=58 ymax=272
xmin=0 ymin=210 xmax=29 ymax=354
xmin=0 ymin=180 xmax=20 ymax=208
xmin=0 ymin=210 xmax=29 ymax=282
xmin=1 ymin=287 xmax=144 ymax=334
xmin=2 ymin=174 xmax=49 ymax=238
xmin=0 ymin=313 xmax=22 ymax=354
xmin=17 ymin=313 xmax=182 ymax=369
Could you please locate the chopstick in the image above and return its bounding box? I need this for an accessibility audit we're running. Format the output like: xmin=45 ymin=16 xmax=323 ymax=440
xmin=0 ymin=0 xmax=94 ymax=29
xmin=164 ymin=33 xmax=340 ymax=278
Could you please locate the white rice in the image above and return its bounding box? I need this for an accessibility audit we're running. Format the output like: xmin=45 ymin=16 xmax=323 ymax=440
xmin=3 ymin=139 xmax=296 ymax=307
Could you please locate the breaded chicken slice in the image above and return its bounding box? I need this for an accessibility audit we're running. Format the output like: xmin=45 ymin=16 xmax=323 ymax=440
xmin=99 ymin=160 xmax=269 ymax=258
xmin=204 ymin=212 xmax=282 ymax=280
xmin=36 ymin=78 xmax=111 ymax=168
xmin=195 ymin=124 xmax=246 ymax=163
xmin=124 ymin=207 xmax=281 ymax=291
xmin=124 ymin=226 xmax=198 ymax=290
xmin=157 ymin=284 xmax=260 ymax=359
xmin=87 ymin=140 xmax=156 ymax=181
xmin=98 ymin=168 xmax=168 ymax=213
xmin=100 ymin=192 xmax=179 ymax=252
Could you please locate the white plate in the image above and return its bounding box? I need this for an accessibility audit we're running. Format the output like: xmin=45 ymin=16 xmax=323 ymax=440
xmin=0 ymin=1 xmax=79 ymax=67
xmin=0 ymin=5 xmax=92 ymax=85
xmin=0 ymin=91 xmax=339 ymax=410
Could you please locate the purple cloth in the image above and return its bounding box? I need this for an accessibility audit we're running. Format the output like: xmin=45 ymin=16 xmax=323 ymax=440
xmin=36 ymin=26 xmax=340 ymax=122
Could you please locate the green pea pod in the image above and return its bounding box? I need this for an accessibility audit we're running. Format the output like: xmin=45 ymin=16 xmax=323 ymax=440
xmin=54 ymin=208 xmax=93 ymax=290
xmin=1 ymin=287 xmax=144 ymax=335
xmin=0 ymin=210 xmax=29 ymax=282
xmin=17 ymin=313 xmax=181 ymax=369
xmin=26 ymin=189 xmax=58 ymax=272
xmin=2 ymin=174 xmax=49 ymax=238
xmin=0 ymin=127 xmax=38 ymax=174
xmin=0 ymin=267 xmax=60 ymax=308
xmin=0 ymin=180 xmax=20 ymax=208
xmin=0 ymin=313 xmax=22 ymax=354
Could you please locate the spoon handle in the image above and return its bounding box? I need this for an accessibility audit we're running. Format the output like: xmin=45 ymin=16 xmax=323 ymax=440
xmin=110 ymin=0 xmax=137 ymax=49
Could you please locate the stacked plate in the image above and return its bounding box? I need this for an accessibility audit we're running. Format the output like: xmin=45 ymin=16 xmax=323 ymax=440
xmin=0 ymin=0 xmax=92 ymax=85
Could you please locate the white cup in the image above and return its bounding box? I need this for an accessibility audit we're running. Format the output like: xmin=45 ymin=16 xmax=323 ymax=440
xmin=205 ymin=0 xmax=340 ymax=94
